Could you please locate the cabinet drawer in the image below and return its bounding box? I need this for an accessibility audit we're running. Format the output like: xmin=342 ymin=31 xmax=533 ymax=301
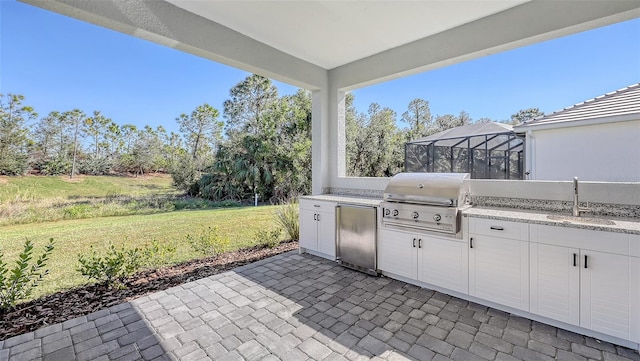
xmin=530 ymin=224 xmax=630 ymax=255
xmin=300 ymin=199 xmax=337 ymax=213
xmin=468 ymin=217 xmax=528 ymax=241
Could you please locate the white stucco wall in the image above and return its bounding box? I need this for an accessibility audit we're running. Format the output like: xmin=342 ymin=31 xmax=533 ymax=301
xmin=529 ymin=120 xmax=640 ymax=182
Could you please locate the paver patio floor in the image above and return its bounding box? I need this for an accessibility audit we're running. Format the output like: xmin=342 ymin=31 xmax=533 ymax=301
xmin=2 ymin=251 xmax=639 ymax=361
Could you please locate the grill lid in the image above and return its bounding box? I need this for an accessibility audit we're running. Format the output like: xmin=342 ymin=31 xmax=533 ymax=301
xmin=383 ymin=173 xmax=470 ymax=206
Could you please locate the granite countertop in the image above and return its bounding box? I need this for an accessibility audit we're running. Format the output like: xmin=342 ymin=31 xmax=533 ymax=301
xmin=300 ymin=194 xmax=382 ymax=207
xmin=464 ymin=206 xmax=640 ymax=235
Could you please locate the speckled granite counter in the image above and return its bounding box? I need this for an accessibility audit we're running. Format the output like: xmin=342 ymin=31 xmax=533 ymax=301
xmin=464 ymin=206 xmax=640 ymax=235
xmin=300 ymin=194 xmax=382 ymax=207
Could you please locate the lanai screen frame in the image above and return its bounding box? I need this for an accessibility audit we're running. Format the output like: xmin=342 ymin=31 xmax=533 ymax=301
xmin=405 ymin=131 xmax=525 ymax=180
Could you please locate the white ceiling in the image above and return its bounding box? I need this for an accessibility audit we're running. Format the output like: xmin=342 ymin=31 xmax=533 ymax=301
xmin=22 ymin=0 xmax=640 ymax=89
xmin=165 ymin=1 xmax=528 ymax=69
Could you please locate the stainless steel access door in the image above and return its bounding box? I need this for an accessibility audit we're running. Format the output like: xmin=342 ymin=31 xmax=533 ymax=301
xmin=336 ymin=204 xmax=378 ymax=275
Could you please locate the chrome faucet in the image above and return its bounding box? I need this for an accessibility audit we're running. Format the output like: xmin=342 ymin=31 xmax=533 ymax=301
xmin=572 ymin=177 xmax=590 ymax=217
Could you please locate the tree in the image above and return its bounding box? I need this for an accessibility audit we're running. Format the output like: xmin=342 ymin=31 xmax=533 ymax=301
xmin=272 ymin=89 xmax=312 ymax=197
xmin=32 ymin=111 xmax=62 ymax=161
xmin=63 ymin=109 xmax=86 ymax=178
xmin=121 ymin=126 xmax=164 ymax=176
xmin=162 ymin=131 xmax=184 ymax=172
xmin=176 ymin=103 xmax=222 ymax=164
xmin=223 ymin=74 xmax=279 ymax=137
xmin=217 ymin=75 xmax=281 ymax=201
xmin=510 ymin=107 xmax=544 ymax=125
xmin=83 ymin=111 xmax=112 ymax=159
xmin=32 ymin=111 xmax=73 ymax=175
xmin=433 ymin=111 xmax=471 ymax=133
xmin=197 ymin=84 xmax=312 ymax=201
xmin=119 ymin=124 xmax=138 ymax=154
xmin=346 ymin=100 xmax=403 ymax=177
xmin=0 ymin=94 xmax=37 ymax=175
xmin=105 ymin=121 xmax=121 ymax=157
xmin=401 ymin=98 xmax=433 ymax=141
xmin=234 ymin=135 xmax=276 ymax=201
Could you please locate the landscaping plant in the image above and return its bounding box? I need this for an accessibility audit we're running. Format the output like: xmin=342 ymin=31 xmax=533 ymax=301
xmin=77 ymin=239 xmax=178 ymax=287
xmin=274 ymin=199 xmax=299 ymax=240
xmin=142 ymin=239 xmax=178 ymax=268
xmin=77 ymin=242 xmax=143 ymax=287
xmin=0 ymin=238 xmax=55 ymax=310
xmin=255 ymin=228 xmax=283 ymax=248
xmin=187 ymin=226 xmax=230 ymax=256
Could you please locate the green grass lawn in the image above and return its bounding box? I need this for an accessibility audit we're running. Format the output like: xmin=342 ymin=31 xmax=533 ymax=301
xmin=0 ymin=175 xmax=236 ymax=226
xmin=0 ymin=174 xmax=177 ymax=202
xmin=0 ymin=206 xmax=286 ymax=301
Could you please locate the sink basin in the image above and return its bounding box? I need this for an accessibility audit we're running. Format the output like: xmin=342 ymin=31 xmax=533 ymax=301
xmin=546 ymin=215 xmax=616 ymax=226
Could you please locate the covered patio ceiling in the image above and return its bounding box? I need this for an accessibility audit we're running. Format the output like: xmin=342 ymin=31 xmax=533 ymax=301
xmin=19 ymin=0 xmax=640 ymax=91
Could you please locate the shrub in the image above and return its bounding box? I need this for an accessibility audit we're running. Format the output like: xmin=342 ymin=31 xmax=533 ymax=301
xmin=170 ymin=157 xmax=200 ymax=196
xmin=187 ymin=226 xmax=230 ymax=256
xmin=77 ymin=242 xmax=143 ymax=287
xmin=38 ymin=157 xmax=71 ymax=176
xmin=0 ymin=238 xmax=55 ymax=310
xmin=142 ymin=239 xmax=177 ymax=268
xmin=255 ymin=228 xmax=282 ymax=248
xmin=274 ymin=199 xmax=299 ymax=240
xmin=77 ymin=239 xmax=178 ymax=287
xmin=0 ymin=154 xmax=29 ymax=176
xmin=63 ymin=203 xmax=92 ymax=219
xmin=78 ymin=157 xmax=113 ymax=175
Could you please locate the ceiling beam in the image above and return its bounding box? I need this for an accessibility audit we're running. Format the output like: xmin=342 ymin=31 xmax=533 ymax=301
xmin=19 ymin=0 xmax=328 ymax=90
xmin=330 ymin=1 xmax=640 ymax=90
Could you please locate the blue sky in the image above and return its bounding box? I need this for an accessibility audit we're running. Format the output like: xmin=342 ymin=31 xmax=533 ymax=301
xmin=2 ymin=0 xmax=639 ymax=133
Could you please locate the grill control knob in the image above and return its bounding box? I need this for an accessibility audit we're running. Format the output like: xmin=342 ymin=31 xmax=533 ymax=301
xmin=433 ymin=214 xmax=442 ymax=222
xmin=384 ymin=209 xmax=390 ymax=216
xmin=411 ymin=212 xmax=419 ymax=219
xmin=392 ymin=210 xmax=399 ymax=217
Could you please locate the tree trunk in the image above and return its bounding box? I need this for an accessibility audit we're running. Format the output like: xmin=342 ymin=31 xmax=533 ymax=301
xmin=70 ymin=118 xmax=79 ymax=179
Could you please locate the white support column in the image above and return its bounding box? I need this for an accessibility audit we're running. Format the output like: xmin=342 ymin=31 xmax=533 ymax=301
xmin=334 ymin=90 xmax=347 ymax=178
xmin=311 ymin=89 xmax=330 ymax=195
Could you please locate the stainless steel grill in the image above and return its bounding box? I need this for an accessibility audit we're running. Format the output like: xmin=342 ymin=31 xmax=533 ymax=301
xmin=381 ymin=173 xmax=470 ymax=236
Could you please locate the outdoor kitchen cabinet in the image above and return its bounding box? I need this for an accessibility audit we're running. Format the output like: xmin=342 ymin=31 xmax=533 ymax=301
xmin=529 ymin=224 xmax=640 ymax=343
xmin=378 ymin=228 xmax=468 ymax=294
xmin=417 ymin=234 xmax=468 ymax=294
xmin=299 ymin=199 xmax=336 ymax=259
xmin=468 ymin=218 xmax=530 ymax=312
xmin=378 ymin=228 xmax=418 ymax=280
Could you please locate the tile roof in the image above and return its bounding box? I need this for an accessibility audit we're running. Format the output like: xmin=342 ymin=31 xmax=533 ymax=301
xmin=515 ymin=83 xmax=640 ymax=130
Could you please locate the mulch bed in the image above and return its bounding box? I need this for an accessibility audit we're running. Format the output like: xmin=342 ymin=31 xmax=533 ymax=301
xmin=0 ymin=241 xmax=299 ymax=341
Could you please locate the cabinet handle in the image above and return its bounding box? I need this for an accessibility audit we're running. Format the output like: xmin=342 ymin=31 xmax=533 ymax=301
xmin=316 ymin=214 xmax=320 ymax=221
xmin=418 ymin=239 xmax=422 ymax=248
xmin=412 ymin=238 xmax=416 ymax=248
xmin=314 ymin=204 xmax=321 ymax=207
xmin=573 ymin=253 xmax=577 ymax=267
xmin=313 ymin=213 xmax=317 ymax=221
xmin=490 ymin=226 xmax=504 ymax=231
xmin=584 ymin=255 xmax=588 ymax=269
xmin=470 ymin=237 xmax=473 ymax=248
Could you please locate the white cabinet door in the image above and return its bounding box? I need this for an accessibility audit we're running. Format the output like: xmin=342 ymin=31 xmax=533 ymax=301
xmin=378 ymin=229 xmax=417 ymax=280
xmin=317 ymin=210 xmax=336 ymax=257
xmin=530 ymin=243 xmax=580 ymax=326
xmin=418 ymin=235 xmax=468 ymax=294
xmin=299 ymin=208 xmax=317 ymax=251
xmin=580 ymin=250 xmax=635 ymax=341
xmin=469 ymin=234 xmax=530 ymax=311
